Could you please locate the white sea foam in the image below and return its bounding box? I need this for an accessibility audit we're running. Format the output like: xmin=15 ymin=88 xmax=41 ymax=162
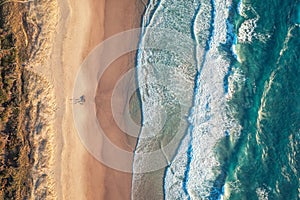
xmin=237 ymin=2 xmax=260 ymax=43
xmin=256 ymin=187 xmax=269 ymax=200
xmin=132 ymin=0 xmax=199 ymax=199
xmin=231 ymin=35 xmax=242 ymax=63
xmin=237 ymin=0 xmax=243 ymax=16
xmin=165 ymin=0 xmax=242 ymax=199
xmin=142 ymin=0 xmax=161 ymax=28
xmin=238 ymin=17 xmax=258 ymax=43
xmin=133 ymin=0 xmax=243 ymax=199
xmin=193 ymin=0 xmax=213 ymax=48
xmin=164 ymin=133 xmax=191 ymax=199
xmin=237 ymin=3 xmax=271 ymax=44
xmin=227 ymin=67 xmax=245 ymax=99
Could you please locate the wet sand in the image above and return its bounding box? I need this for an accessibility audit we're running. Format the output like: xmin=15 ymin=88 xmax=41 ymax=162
xmin=89 ymin=0 xmax=145 ymax=198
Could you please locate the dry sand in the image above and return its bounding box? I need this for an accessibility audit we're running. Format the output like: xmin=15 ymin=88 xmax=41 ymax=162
xmin=50 ymin=0 xmax=146 ymax=199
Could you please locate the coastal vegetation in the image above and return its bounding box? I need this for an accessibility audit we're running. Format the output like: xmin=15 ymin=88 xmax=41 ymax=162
xmin=0 ymin=1 xmax=30 ymax=199
xmin=0 ymin=2 xmax=34 ymax=199
xmin=0 ymin=1 xmax=58 ymax=198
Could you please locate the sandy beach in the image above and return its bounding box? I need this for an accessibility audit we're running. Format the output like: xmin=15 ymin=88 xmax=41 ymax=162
xmin=49 ymin=0 xmax=146 ymax=199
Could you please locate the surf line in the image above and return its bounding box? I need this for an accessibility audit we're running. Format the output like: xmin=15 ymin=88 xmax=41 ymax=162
xmin=144 ymin=0 xmax=162 ymax=28
xmin=181 ymin=0 xmax=217 ymax=198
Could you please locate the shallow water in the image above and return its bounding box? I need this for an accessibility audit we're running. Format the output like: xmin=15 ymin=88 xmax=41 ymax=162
xmin=133 ymin=0 xmax=300 ymax=199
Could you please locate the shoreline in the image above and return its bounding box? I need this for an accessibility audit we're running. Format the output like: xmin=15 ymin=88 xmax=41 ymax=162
xmin=88 ymin=0 xmax=146 ymax=199
xmin=51 ymin=0 xmax=146 ymax=199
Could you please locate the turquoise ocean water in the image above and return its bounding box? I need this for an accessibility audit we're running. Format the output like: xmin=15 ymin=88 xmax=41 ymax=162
xmin=133 ymin=0 xmax=300 ymax=199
